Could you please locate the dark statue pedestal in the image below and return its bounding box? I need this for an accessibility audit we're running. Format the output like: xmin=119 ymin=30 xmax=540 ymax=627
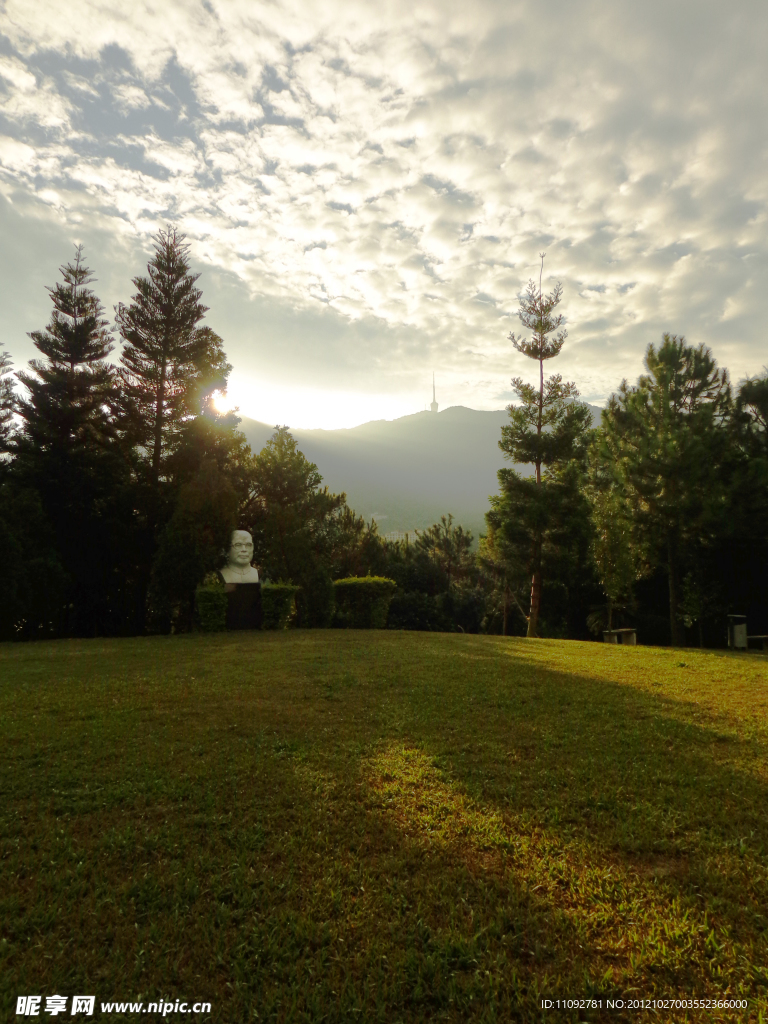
xmin=222 ymin=581 xmax=263 ymax=630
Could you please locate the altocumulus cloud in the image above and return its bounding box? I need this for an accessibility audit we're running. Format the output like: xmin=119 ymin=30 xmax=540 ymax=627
xmin=1 ymin=0 xmax=767 ymax=426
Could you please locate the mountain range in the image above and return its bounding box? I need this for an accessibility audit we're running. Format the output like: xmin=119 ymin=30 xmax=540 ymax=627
xmin=238 ymin=404 xmax=601 ymax=541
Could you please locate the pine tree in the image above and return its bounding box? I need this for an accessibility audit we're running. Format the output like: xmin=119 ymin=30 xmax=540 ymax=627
xmin=477 ymin=521 xmax=532 ymax=636
xmin=244 ymin=426 xmax=358 ymax=627
xmin=729 ymin=371 xmax=768 ymax=635
xmin=498 ymin=255 xmax=591 ymax=637
xmin=415 ymin=514 xmax=475 ymax=589
xmin=0 ymin=351 xmax=15 ymax=454
xmin=599 ymin=335 xmax=731 ymax=646
xmin=115 ymin=227 xmax=220 ymax=494
xmin=244 ymin=426 xmax=345 ymax=582
xmin=325 ymin=506 xmax=388 ymax=581
xmin=13 ymin=246 xmax=125 ymax=635
xmin=585 ymin=440 xmax=642 ymax=634
xmin=16 ymin=245 xmax=116 ymax=457
xmin=735 ymin=371 xmax=768 ymax=457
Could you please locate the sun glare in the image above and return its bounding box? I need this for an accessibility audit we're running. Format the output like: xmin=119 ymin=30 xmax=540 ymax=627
xmin=223 ymin=376 xmax=423 ymax=430
xmin=211 ymin=390 xmax=234 ymax=414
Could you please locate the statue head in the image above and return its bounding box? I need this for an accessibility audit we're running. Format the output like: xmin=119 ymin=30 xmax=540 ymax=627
xmin=227 ymin=529 xmax=254 ymax=568
xmin=219 ymin=528 xmax=260 ymax=585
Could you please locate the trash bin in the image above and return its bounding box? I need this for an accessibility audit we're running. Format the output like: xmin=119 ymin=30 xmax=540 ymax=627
xmin=727 ymin=614 xmax=747 ymax=650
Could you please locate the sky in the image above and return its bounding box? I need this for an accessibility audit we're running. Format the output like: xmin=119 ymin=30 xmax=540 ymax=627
xmin=1 ymin=0 xmax=767 ymax=429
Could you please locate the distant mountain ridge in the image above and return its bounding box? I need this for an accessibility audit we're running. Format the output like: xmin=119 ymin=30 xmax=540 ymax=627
xmin=239 ymin=404 xmax=601 ymax=539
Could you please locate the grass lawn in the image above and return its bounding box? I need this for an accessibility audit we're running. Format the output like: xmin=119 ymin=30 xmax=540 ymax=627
xmin=1 ymin=632 xmax=767 ymax=1023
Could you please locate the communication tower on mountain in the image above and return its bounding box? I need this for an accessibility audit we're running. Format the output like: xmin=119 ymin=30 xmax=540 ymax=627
xmin=430 ymin=373 xmax=438 ymax=413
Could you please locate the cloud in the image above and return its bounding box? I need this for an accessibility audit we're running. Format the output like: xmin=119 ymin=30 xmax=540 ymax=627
xmin=0 ymin=53 xmax=72 ymax=128
xmin=1 ymin=0 xmax=767 ymax=426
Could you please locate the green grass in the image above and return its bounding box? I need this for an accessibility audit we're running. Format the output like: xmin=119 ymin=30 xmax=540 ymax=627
xmin=1 ymin=632 xmax=767 ymax=1023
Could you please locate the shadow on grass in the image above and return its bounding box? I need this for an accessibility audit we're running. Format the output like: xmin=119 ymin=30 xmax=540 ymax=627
xmin=1 ymin=632 xmax=766 ymax=1023
xmin=348 ymin=638 xmax=767 ymax=1019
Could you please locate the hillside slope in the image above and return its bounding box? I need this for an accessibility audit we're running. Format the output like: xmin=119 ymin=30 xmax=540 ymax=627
xmin=239 ymin=404 xmax=600 ymax=537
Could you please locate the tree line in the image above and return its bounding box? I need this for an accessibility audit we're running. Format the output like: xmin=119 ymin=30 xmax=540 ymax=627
xmin=1 ymin=233 xmax=766 ymax=646
xmin=484 ymin=256 xmax=768 ymax=647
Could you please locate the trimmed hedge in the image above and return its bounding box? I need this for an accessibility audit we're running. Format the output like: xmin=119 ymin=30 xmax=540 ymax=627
xmin=295 ymin=566 xmax=336 ymax=628
xmin=333 ymin=576 xmax=397 ymax=629
xmin=194 ymin=580 xmax=228 ymax=632
xmin=262 ymin=583 xmax=300 ymax=630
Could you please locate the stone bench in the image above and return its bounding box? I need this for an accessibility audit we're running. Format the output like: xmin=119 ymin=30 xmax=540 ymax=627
xmin=603 ymin=628 xmax=637 ymax=645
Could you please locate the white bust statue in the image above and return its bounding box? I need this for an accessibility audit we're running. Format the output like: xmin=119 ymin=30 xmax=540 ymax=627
xmin=220 ymin=529 xmax=261 ymax=584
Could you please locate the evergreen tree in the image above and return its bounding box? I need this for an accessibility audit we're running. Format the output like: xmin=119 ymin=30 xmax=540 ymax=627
xmin=147 ymin=462 xmax=239 ymax=633
xmin=477 ymin=522 xmax=531 ymax=636
xmin=165 ymin=403 xmax=254 ymax=504
xmin=415 ymin=515 xmax=485 ymax=633
xmin=325 ymin=506 xmax=388 ymax=581
xmin=379 ymin=517 xmax=486 ymax=634
xmin=415 ymin=514 xmax=475 ymax=588
xmin=598 ymin=335 xmax=731 ymax=646
xmin=735 ymin=371 xmax=768 ymax=457
xmin=0 ymin=482 xmax=66 ymax=640
xmin=0 ymin=351 xmax=16 ymax=454
xmin=497 ymin=255 xmax=592 ymax=636
xmin=13 ymin=246 xmax=126 ymax=635
xmin=184 ymin=326 xmax=232 ymax=420
xmin=244 ymin=427 xmax=346 ymax=623
xmin=115 ymin=228 xmax=224 ymax=495
xmin=724 ymin=371 xmax=768 ymax=635
xmin=16 ymin=246 xmax=116 ymax=457
xmin=116 ymin=231 xmax=241 ymax=630
xmin=584 ymin=440 xmax=643 ymax=634
xmin=380 ymin=534 xmax=449 ymax=631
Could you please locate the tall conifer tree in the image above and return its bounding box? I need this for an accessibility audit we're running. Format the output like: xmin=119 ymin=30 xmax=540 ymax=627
xmin=0 ymin=351 xmax=15 ymax=454
xmin=16 ymin=246 xmax=116 ymax=456
xmin=14 ymin=246 xmax=123 ymax=634
xmin=496 ymin=255 xmax=591 ymax=637
xmin=598 ymin=335 xmax=731 ymax=646
xmin=116 ymin=228 xmax=225 ymax=494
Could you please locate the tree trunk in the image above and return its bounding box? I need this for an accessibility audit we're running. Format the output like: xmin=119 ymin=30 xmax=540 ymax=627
xmin=536 ymin=359 xmax=543 ymax=486
xmin=151 ymin=358 xmax=167 ymax=491
xmin=502 ymin=580 xmax=508 ymax=637
xmin=667 ymin=535 xmax=684 ymax=647
xmin=527 ymin=532 xmax=542 ymax=638
xmin=527 ymin=351 xmax=544 ymax=632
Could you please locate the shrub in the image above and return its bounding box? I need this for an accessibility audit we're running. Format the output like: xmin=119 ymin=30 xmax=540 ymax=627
xmin=262 ymin=583 xmax=300 ymax=630
xmin=195 ymin=575 xmax=228 ymax=632
xmin=295 ymin=566 xmax=336 ymax=628
xmin=333 ymin=576 xmax=396 ymax=629
xmin=439 ymin=586 xmax=488 ymax=634
xmin=386 ymin=590 xmax=448 ymax=632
